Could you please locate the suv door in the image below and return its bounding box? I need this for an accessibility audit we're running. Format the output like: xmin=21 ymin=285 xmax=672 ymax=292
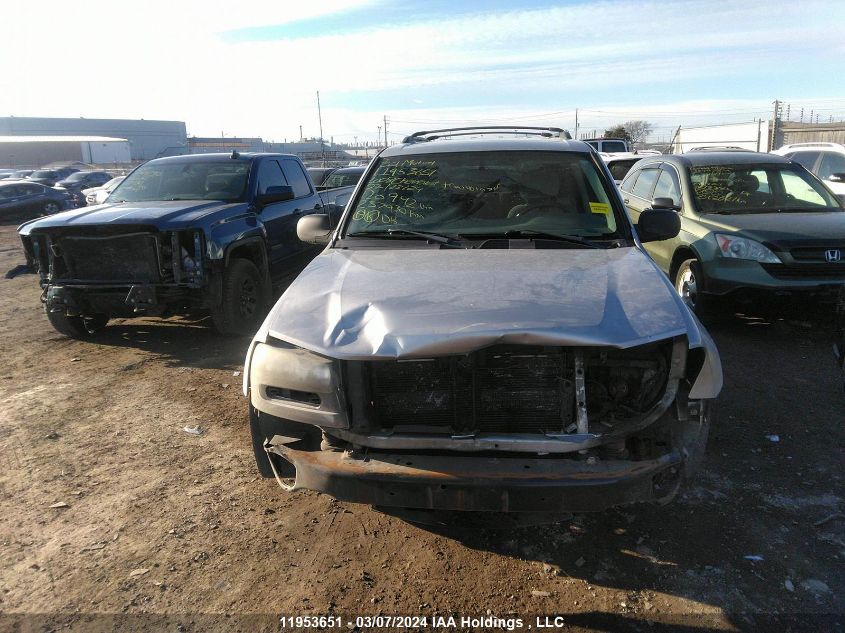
xmin=642 ymin=167 xmax=683 ymax=270
xmin=621 ymin=165 xmax=660 ymax=223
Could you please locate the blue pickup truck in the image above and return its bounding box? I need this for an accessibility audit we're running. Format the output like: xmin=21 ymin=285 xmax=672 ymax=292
xmin=18 ymin=152 xmax=353 ymax=337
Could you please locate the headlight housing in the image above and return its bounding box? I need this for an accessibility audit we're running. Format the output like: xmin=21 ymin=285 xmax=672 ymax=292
xmin=248 ymin=338 xmax=348 ymax=429
xmin=714 ymin=234 xmax=780 ymax=263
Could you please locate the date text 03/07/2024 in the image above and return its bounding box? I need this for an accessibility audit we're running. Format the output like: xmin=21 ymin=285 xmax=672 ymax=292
xmin=279 ymin=615 xmax=576 ymax=629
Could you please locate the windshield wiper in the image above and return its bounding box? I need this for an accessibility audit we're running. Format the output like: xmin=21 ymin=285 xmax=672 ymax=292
xmin=497 ymin=230 xmax=609 ymax=249
xmin=347 ymin=229 xmax=466 ymax=248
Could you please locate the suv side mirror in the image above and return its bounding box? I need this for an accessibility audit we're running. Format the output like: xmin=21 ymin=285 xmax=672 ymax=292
xmin=652 ymin=196 xmax=681 ymax=211
xmin=297 ymin=213 xmax=332 ymax=245
xmin=637 ymin=208 xmax=681 ymax=243
xmin=828 ymin=173 xmax=845 ymax=183
xmin=256 ymin=185 xmax=294 ymax=206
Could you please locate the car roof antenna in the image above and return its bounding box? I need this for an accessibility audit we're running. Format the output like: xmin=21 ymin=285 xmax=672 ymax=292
xmin=230 ymin=150 xmax=240 ymax=159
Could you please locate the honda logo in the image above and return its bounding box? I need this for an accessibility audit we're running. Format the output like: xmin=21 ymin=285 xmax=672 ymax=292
xmin=825 ymin=249 xmax=842 ymax=263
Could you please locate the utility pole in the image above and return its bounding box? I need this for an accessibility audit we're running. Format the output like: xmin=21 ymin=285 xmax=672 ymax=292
xmin=317 ymin=91 xmax=325 ymax=162
xmin=377 ymin=125 xmax=382 ymax=148
xmin=299 ymin=125 xmax=303 ymax=141
xmin=383 ymin=115 xmax=389 ymax=147
xmin=574 ymin=108 xmax=579 ymax=140
xmin=769 ymin=100 xmax=782 ymax=152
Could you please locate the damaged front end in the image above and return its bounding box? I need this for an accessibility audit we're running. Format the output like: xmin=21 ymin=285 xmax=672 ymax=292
xmin=247 ymin=332 xmax=719 ymax=513
xmin=22 ymin=226 xmax=209 ymax=319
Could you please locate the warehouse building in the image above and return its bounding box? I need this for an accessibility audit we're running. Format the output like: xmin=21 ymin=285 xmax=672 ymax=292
xmin=0 ymin=117 xmax=187 ymax=160
xmin=0 ymin=136 xmax=131 ymax=168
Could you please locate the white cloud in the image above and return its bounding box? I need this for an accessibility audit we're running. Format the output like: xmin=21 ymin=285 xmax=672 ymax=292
xmin=0 ymin=0 xmax=843 ymax=142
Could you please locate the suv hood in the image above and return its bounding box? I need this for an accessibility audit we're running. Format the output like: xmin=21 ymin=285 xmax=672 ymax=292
xmin=19 ymin=199 xmax=246 ymax=234
xmin=261 ymin=246 xmax=704 ymax=360
xmin=698 ymin=210 xmax=845 ymax=246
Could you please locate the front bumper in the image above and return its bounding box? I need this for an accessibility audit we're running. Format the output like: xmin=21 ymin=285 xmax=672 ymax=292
xmin=265 ymin=438 xmax=687 ymax=513
xmin=701 ymin=258 xmax=845 ymax=298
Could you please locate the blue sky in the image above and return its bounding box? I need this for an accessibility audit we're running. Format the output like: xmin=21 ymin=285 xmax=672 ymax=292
xmin=2 ymin=0 xmax=844 ymax=142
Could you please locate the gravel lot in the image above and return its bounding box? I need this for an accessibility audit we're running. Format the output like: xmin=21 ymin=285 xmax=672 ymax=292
xmin=0 ymin=220 xmax=843 ymax=632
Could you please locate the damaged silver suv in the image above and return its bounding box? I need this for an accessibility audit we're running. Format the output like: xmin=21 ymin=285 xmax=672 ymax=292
xmin=243 ymin=126 xmax=723 ymax=514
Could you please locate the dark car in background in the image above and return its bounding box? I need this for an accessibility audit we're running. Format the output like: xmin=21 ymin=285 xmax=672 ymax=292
xmin=28 ymin=168 xmax=78 ymax=187
xmin=0 ymin=181 xmax=73 ymax=218
xmin=11 ymin=169 xmax=34 ymax=179
xmin=620 ymin=151 xmax=845 ymax=313
xmin=306 ymin=167 xmax=337 ymax=188
xmin=55 ymin=171 xmax=113 ymax=205
xmin=317 ymin=165 xmax=365 ymax=190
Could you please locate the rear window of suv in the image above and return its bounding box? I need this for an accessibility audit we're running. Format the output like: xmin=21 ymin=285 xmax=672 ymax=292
xmin=345 ymin=150 xmax=623 ymax=238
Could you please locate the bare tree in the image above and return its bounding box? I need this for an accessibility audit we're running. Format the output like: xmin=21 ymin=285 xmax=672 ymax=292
xmin=603 ymin=124 xmax=630 ymax=141
xmin=622 ymin=120 xmax=653 ymax=144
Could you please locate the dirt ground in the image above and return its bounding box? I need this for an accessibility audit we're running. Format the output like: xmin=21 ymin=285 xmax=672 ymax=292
xmin=0 ymin=220 xmax=843 ymax=633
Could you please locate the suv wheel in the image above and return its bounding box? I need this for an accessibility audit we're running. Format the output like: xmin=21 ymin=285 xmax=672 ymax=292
xmin=211 ymin=258 xmax=268 ymax=336
xmin=675 ymin=258 xmax=712 ymax=314
xmin=46 ymin=310 xmax=109 ymax=338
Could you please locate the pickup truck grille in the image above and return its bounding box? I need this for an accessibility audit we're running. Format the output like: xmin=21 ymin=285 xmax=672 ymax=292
xmin=367 ymin=345 xmax=576 ymax=434
xmin=57 ymin=233 xmax=161 ymax=282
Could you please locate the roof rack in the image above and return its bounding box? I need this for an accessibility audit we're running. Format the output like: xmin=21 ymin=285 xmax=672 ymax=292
xmin=687 ymin=146 xmax=754 ymax=152
xmin=402 ymin=126 xmax=571 ymax=144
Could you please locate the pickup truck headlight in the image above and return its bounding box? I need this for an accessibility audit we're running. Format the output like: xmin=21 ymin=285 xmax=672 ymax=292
xmin=248 ymin=338 xmax=348 ymax=429
xmin=714 ymin=234 xmax=780 ymax=263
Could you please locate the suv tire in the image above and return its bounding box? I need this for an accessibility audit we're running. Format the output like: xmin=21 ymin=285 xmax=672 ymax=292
xmin=675 ymin=258 xmax=713 ymax=315
xmin=211 ymin=258 xmax=268 ymax=336
xmin=46 ymin=310 xmax=109 ymax=338
xmin=249 ymin=405 xmax=296 ymax=479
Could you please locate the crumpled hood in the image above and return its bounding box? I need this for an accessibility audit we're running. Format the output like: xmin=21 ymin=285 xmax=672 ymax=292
xmin=19 ymin=200 xmax=245 ymax=234
xmin=262 ymin=246 xmax=703 ymax=360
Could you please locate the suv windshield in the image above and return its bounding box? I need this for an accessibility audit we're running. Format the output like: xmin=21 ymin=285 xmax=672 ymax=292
xmin=345 ymin=151 xmax=623 ymax=239
xmin=690 ymin=163 xmax=841 ymax=214
xmin=31 ymin=171 xmax=57 ymax=178
xmin=64 ymin=172 xmax=91 ymax=182
xmin=110 ymin=161 xmax=250 ymax=202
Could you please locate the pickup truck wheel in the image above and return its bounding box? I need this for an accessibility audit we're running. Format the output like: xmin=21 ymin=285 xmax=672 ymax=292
xmin=212 ymin=258 xmax=268 ymax=336
xmin=46 ymin=311 xmax=109 ymax=338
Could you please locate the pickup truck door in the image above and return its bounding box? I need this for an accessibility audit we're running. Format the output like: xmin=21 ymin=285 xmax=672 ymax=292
xmin=255 ymin=158 xmax=304 ymax=278
xmin=279 ymin=158 xmax=324 ymax=269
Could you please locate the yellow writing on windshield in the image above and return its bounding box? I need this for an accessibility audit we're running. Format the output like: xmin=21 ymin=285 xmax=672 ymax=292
xmin=589 ymin=202 xmax=611 ymax=216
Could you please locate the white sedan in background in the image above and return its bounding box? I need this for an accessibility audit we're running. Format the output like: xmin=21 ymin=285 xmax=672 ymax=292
xmin=82 ymin=176 xmax=125 ymax=206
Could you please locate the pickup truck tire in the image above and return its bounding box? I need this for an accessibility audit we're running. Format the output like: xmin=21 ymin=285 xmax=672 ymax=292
xmin=212 ymin=258 xmax=268 ymax=336
xmin=46 ymin=310 xmax=109 ymax=338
